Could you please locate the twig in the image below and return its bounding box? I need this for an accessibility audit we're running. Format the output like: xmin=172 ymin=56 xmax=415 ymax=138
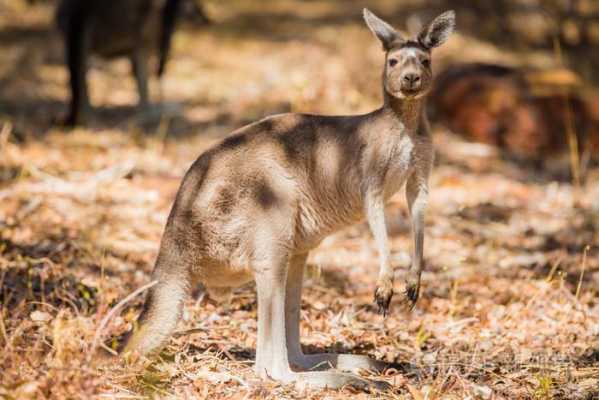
xmin=0 ymin=120 xmax=12 ymax=150
xmin=575 ymin=245 xmax=590 ymax=300
xmin=88 ymin=280 xmax=158 ymax=362
xmin=173 ymin=327 xmax=209 ymax=338
xmin=0 ymin=161 xmax=136 ymax=201
xmin=100 ymin=341 xmax=119 ymax=356
xmin=552 ymin=36 xmax=581 ymax=191
xmin=0 ymin=307 xmax=8 ymax=348
xmin=545 ymin=257 xmax=563 ymax=282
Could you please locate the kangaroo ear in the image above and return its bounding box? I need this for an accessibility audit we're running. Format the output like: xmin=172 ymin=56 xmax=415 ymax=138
xmin=363 ymin=9 xmax=403 ymax=51
xmin=418 ymin=10 xmax=455 ymax=49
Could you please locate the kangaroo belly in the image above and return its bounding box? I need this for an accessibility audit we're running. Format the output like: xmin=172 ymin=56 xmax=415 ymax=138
xmin=197 ymin=260 xmax=254 ymax=289
xmin=384 ymin=135 xmax=415 ymax=199
xmin=294 ymin=190 xmax=363 ymax=252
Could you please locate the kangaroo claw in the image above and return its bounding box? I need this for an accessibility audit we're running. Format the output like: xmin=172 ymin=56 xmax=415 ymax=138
xmin=373 ymin=285 xmax=393 ymax=317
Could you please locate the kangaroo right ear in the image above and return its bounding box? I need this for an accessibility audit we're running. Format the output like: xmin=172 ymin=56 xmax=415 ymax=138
xmin=417 ymin=10 xmax=455 ymax=49
xmin=363 ymin=9 xmax=403 ymax=51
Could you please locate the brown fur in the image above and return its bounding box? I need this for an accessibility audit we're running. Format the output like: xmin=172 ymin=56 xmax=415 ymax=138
xmin=55 ymin=0 xmax=182 ymax=126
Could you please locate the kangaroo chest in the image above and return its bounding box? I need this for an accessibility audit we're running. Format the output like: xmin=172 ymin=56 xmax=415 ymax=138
xmin=384 ymin=133 xmax=416 ymax=199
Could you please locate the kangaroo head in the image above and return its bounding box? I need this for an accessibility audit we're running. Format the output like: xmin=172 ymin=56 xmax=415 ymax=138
xmin=363 ymin=9 xmax=455 ymax=100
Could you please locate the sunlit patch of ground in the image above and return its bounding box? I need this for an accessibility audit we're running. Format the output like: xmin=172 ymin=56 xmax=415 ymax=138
xmin=0 ymin=1 xmax=597 ymax=399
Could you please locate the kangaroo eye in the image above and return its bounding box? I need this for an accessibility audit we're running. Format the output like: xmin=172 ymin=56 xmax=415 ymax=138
xmin=422 ymin=59 xmax=431 ymax=67
xmin=388 ymin=58 xmax=398 ymax=67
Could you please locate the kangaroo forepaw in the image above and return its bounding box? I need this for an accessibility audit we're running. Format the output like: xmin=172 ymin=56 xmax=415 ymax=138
xmin=405 ymin=285 xmax=419 ymax=307
xmin=373 ymin=285 xmax=393 ymax=317
xmin=404 ymin=274 xmax=421 ymax=309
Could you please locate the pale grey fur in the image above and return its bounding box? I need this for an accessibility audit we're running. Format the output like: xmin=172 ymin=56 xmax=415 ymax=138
xmin=122 ymin=8 xmax=455 ymax=390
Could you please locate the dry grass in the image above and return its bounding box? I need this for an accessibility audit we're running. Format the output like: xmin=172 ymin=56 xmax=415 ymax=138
xmin=1 ymin=1 xmax=598 ymax=399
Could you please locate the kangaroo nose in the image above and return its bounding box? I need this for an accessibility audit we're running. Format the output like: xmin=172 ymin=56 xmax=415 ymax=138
xmin=402 ymin=73 xmax=421 ymax=89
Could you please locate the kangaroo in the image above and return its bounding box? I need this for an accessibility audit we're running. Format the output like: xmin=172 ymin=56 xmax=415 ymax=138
xmin=123 ymin=9 xmax=455 ymax=389
xmin=55 ymin=0 xmax=182 ymax=126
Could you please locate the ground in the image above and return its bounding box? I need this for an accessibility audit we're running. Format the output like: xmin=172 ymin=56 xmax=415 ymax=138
xmin=0 ymin=1 xmax=598 ymax=399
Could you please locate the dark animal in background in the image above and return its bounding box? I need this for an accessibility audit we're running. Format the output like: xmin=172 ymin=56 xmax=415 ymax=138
xmin=55 ymin=0 xmax=182 ymax=126
xmin=180 ymin=0 xmax=210 ymax=25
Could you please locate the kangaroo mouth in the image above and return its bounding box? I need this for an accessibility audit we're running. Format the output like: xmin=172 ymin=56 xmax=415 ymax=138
xmin=387 ymin=87 xmax=426 ymax=99
xmin=400 ymin=88 xmax=422 ymax=97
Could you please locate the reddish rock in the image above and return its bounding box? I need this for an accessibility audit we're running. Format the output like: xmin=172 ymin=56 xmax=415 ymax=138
xmin=430 ymin=63 xmax=598 ymax=162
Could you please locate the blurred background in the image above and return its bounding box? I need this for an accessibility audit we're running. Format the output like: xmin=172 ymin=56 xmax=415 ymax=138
xmin=1 ymin=0 xmax=598 ymax=178
xmin=0 ymin=1 xmax=598 ymax=399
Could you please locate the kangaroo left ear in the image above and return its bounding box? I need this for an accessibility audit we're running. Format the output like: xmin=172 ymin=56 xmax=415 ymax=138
xmin=417 ymin=10 xmax=455 ymax=49
xmin=363 ymin=8 xmax=403 ymax=51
